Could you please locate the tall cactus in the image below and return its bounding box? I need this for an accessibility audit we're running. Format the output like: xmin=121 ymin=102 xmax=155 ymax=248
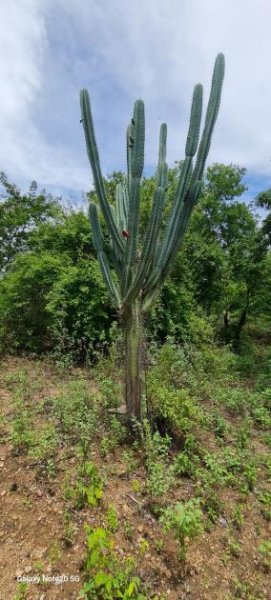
xmin=80 ymin=53 xmax=225 ymax=421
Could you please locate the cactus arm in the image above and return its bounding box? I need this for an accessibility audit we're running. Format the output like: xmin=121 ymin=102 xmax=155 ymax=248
xmin=143 ymin=181 xmax=202 ymax=311
xmin=123 ymin=186 xmax=165 ymax=305
xmin=80 ymin=89 xmax=124 ymax=255
xmin=89 ymin=202 xmax=121 ymax=307
xmin=124 ymin=177 xmax=141 ymax=290
xmin=110 ymin=203 xmax=117 ymax=225
xmin=189 ymin=54 xmax=225 ymax=191
xmin=97 ymin=251 xmax=121 ymax=308
xmin=126 ymin=123 xmax=133 ymax=193
xmin=149 ymin=83 xmax=203 ymax=285
xmin=124 ymin=100 xmax=145 ymax=291
xmin=147 ymin=157 xmax=192 ymax=290
xmin=156 ymin=123 xmax=168 ymax=188
xmin=116 ymin=183 xmax=128 ymax=232
xmin=162 ymin=56 xmax=223 ymax=268
xmin=185 ymin=84 xmax=203 ymax=157
xmin=131 ymin=100 xmax=145 ymax=179
xmin=122 ymin=183 xmax=129 ymax=228
xmin=89 ymin=202 xmax=104 ymax=253
xmin=124 ymin=122 xmax=169 ymax=304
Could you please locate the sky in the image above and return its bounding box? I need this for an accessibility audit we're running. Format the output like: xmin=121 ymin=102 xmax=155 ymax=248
xmin=1 ymin=0 xmax=271 ymax=204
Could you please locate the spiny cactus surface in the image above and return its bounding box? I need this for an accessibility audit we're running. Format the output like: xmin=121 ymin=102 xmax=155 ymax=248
xmin=80 ymin=53 xmax=225 ymax=420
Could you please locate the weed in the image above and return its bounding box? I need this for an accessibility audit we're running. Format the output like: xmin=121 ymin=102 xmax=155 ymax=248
xmin=252 ymin=407 xmax=271 ymax=430
xmin=200 ymin=489 xmax=223 ymax=525
xmin=235 ymin=418 xmax=252 ymax=449
xmin=227 ymin=537 xmax=242 ymax=558
xmin=79 ymin=525 xmax=147 ymax=599
xmin=131 ymin=479 xmax=142 ymax=493
xmin=100 ymin=418 xmax=126 ymax=458
xmin=29 ymin=424 xmax=58 ymax=477
xmin=258 ymin=490 xmax=271 ymax=522
xmin=121 ymin=449 xmax=138 ymax=476
xmin=139 ymin=538 xmax=149 ymax=555
xmin=230 ymin=577 xmax=263 ymax=599
xmin=10 ymin=394 xmax=34 ymax=453
xmin=209 ymin=410 xmax=229 ymax=439
xmin=231 ymin=505 xmax=245 ymax=531
xmin=243 ymin=461 xmax=257 ymax=493
xmin=34 ymin=560 xmax=44 ymax=574
xmin=154 ymin=538 xmax=165 ymax=553
xmin=258 ymin=540 xmax=271 ymax=572
xmin=53 ymin=379 xmax=99 ymax=454
xmin=123 ymin=519 xmax=133 ymax=541
xmin=173 ymin=451 xmax=196 ymax=478
xmin=140 ymin=420 xmax=174 ymax=498
xmin=74 ymin=461 xmax=103 ymax=509
xmin=12 ymin=583 xmax=28 ymax=600
xmin=62 ymin=509 xmax=75 ymax=547
xmin=160 ymin=498 xmax=203 ymax=561
xmin=47 ymin=541 xmax=61 ymax=563
xmin=106 ymin=505 xmax=119 ymax=533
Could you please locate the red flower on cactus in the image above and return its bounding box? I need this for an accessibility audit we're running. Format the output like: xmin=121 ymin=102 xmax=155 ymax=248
xmin=122 ymin=230 xmax=129 ymax=238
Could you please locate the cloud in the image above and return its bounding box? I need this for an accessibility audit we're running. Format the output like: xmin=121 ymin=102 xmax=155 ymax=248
xmin=1 ymin=0 xmax=271 ymax=195
xmin=0 ymin=1 xmax=89 ymax=192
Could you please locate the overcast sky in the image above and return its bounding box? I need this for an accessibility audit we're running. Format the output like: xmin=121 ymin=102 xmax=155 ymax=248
xmin=1 ymin=0 xmax=271 ymax=202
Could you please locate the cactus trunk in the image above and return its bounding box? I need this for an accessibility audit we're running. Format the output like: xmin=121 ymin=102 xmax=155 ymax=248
xmin=124 ymin=301 xmax=143 ymax=420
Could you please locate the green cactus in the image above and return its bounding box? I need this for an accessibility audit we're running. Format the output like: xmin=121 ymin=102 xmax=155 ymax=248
xmin=80 ymin=53 xmax=225 ymax=421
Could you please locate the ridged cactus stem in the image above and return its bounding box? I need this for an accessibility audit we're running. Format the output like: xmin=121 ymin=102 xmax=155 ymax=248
xmin=80 ymin=90 xmax=125 ymax=255
xmin=80 ymin=53 xmax=225 ymax=423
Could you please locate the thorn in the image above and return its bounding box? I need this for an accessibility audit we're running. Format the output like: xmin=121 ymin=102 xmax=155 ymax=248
xmin=80 ymin=118 xmax=84 ymax=123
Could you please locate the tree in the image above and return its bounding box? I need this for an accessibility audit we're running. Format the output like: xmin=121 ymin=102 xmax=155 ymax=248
xmin=186 ymin=163 xmax=269 ymax=349
xmin=79 ymin=54 xmax=225 ymax=421
xmin=255 ymin=188 xmax=271 ymax=245
xmin=0 ymin=173 xmax=63 ymax=274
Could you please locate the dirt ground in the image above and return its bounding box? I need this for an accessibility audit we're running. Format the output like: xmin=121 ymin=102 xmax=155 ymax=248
xmin=0 ymin=358 xmax=270 ymax=600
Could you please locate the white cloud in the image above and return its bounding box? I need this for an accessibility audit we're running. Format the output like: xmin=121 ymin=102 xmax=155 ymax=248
xmin=0 ymin=0 xmax=88 ymax=191
xmin=1 ymin=0 xmax=271 ymax=193
xmin=60 ymin=0 xmax=271 ymax=178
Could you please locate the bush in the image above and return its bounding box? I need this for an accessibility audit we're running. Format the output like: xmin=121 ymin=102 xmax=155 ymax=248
xmin=0 ymin=252 xmax=115 ymax=360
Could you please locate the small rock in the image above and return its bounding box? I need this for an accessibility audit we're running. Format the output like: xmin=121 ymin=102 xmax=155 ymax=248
xmin=0 ymin=461 xmax=4 ymax=468
xmin=24 ymin=566 xmax=32 ymax=574
xmin=1 ymin=490 xmax=7 ymax=497
xmin=15 ymin=569 xmax=23 ymax=578
xmin=31 ymin=548 xmax=46 ymax=559
xmin=39 ymin=594 xmax=46 ymax=600
xmin=36 ymin=489 xmax=43 ymax=497
xmin=137 ymin=525 xmax=144 ymax=533
xmin=219 ymin=516 xmax=228 ymax=528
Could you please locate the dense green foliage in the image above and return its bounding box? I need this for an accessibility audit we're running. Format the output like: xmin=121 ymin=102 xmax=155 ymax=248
xmin=0 ymin=163 xmax=270 ymax=362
